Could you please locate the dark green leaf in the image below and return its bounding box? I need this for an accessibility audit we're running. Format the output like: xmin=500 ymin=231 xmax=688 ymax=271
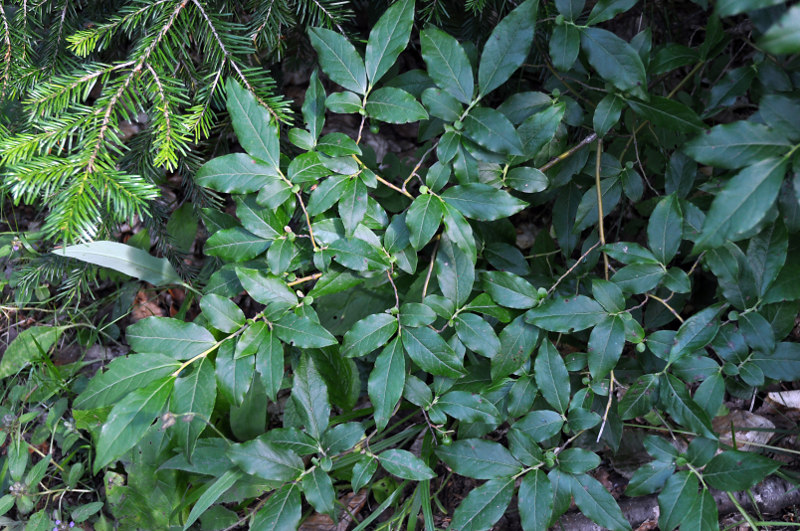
xmin=682 ymin=489 xmax=718 ymax=531
xmin=703 ymin=450 xmax=779 ymax=491
xmin=378 ymin=449 xmax=435 ymax=480
xmin=519 ymin=469 xmax=553 ymax=531
xmin=291 ymin=354 xmax=330 ymax=439
xmin=309 ymin=27 xmax=367 ymax=94
xmin=303 ymin=70 xmax=326 ymax=139
xmin=403 ymin=325 xmax=466 ymax=378
xmin=216 ymin=340 xmax=254 ymax=406
xmin=481 ymin=271 xmax=538 ymax=309
xmin=594 ymin=94 xmax=625 ymax=137
xmin=525 ymin=295 xmax=606 ymax=332
xmin=274 ymin=313 xmax=336 ymax=349
xmin=366 ymin=87 xmax=428 ymax=123
xmin=437 ymin=390 xmax=501 ymax=424
xmin=226 ymin=79 xmax=279 ymax=168
xmin=668 ymin=304 xmax=722 ymax=363
xmin=618 ymin=374 xmax=658 ymax=419
xmin=628 ymin=96 xmax=704 ymax=133
xmin=0 ymin=326 xmax=62 ymax=379
xmin=352 ymin=456 xmax=378 ymax=492
xmin=301 ymin=467 xmax=336 ymax=516
xmin=369 ymin=337 xmax=405 ymax=431
xmin=251 ymin=484 xmax=301 ymax=531
xmin=758 ymin=4 xmax=800 ymax=55
xmin=534 ymin=340 xmax=570 ymax=413
xmin=195 ymin=153 xmax=280 ymax=194
xmin=514 ymin=409 xmax=564 ymax=442
xmin=328 ymin=238 xmax=390 ymax=272
xmin=127 ymin=317 xmax=215 ymax=360
xmin=580 ymin=28 xmax=647 ymax=99
xmin=236 ymin=267 xmax=297 ymax=306
xmin=436 ymin=234 xmax=475 ymax=306
xmin=326 ymin=90 xmax=363 ymax=113
xmin=463 ymin=107 xmax=524 ymax=155
xmin=571 ymin=474 xmax=632 ymax=531
xmin=684 ymin=122 xmax=791 ymax=169
xmin=588 ymin=315 xmax=626 ymax=380
xmin=420 ymin=27 xmax=474 ymax=104
xmin=558 ymin=448 xmax=601 ymax=474
xmin=514 ymin=104 xmax=565 ymax=162
xmin=171 ymin=357 xmax=215 ymax=458
xmin=647 ymin=195 xmax=683 ymax=264
xmin=455 ymin=313 xmax=500 ymax=358
xmin=342 ymin=313 xmax=398 ymax=358
xmin=550 ymin=24 xmax=580 ymax=71
xmin=660 ymin=374 xmax=716 ymax=439
xmin=493 ymin=315 xmax=540 ymax=380
xmin=422 ymin=87 xmax=463 ymax=121
xmin=658 ymin=471 xmax=698 ymax=531
xmin=365 ymin=0 xmax=415 ymax=84
xmin=611 ymin=263 xmax=666 ymax=294
xmin=478 ymin=0 xmax=538 ymax=95
xmin=205 ymin=227 xmax=269 ymax=262
xmin=200 ymin=294 xmax=245 ymax=333
xmin=506 ymin=166 xmax=548 ymax=194
xmin=625 ymin=460 xmax=675 ymax=496
xmin=227 ymin=438 xmax=303 ymax=482
xmin=442 ymin=183 xmax=527 ymax=221
xmin=587 ymin=0 xmax=638 ymax=24
xmin=449 ymin=478 xmax=514 ymax=531
xmin=436 ymin=439 xmax=522 ymax=479
xmin=406 ymin=194 xmax=444 ymax=250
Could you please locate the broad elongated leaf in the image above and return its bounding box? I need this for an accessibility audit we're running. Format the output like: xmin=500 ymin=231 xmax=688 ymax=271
xmin=519 ymin=470 xmax=553 ymax=531
xmin=200 ymin=294 xmax=245 ymax=333
xmin=534 ymin=340 xmax=570 ymax=413
xmin=658 ymin=471 xmax=698 ymax=531
xmin=406 ymin=194 xmax=444 ymax=250
xmin=365 ymin=87 xmax=428 ymax=123
xmin=195 ymin=153 xmax=280 ymax=193
xmin=54 ymin=241 xmax=180 ymax=286
xmin=420 ymin=27 xmax=474 ymax=104
xmin=627 ymin=97 xmax=705 ymax=133
xmin=94 ymin=377 xmax=174 ymax=472
xmin=449 ymin=478 xmax=515 ymax=531
xmin=338 ymin=178 xmax=368 ymax=236
xmin=183 ymin=469 xmax=242 ymax=530
xmin=647 ymin=195 xmax=683 ymax=264
xmin=274 ymin=313 xmax=336 ymax=348
xmin=580 ymin=28 xmax=647 ymax=99
xmin=454 ymin=312 xmax=500 ymax=358
xmin=493 ymin=315 xmax=539 ymax=380
xmin=402 ymin=325 xmax=466 ymax=378
xmin=236 ymin=267 xmax=297 ymax=306
xmin=463 ymin=107 xmax=524 ymax=155
xmin=226 ymin=79 xmax=279 ymax=168
xmin=291 ymin=355 xmax=330 ymax=439
xmin=550 ymin=24 xmax=580 ymax=71
xmin=301 ymin=467 xmax=336 ymax=516
xmin=624 ymin=460 xmax=675 ymax=496
xmin=684 ymin=121 xmax=791 ymax=169
xmin=588 ymin=316 xmax=625 ymax=380
xmin=378 ymin=449 xmax=435 ymax=480
xmin=436 ymin=234 xmax=475 ymax=306
xmin=478 ymin=0 xmax=538 ymax=95
xmin=303 ymin=70 xmax=326 ymax=139
xmin=436 ymin=439 xmax=522 ymax=479
xmin=682 ymin=489 xmax=718 ymax=531
xmin=482 ymin=271 xmax=538 ymax=309
xmin=75 ymin=353 xmax=180 ymax=409
xmin=703 ymin=450 xmax=779 ymax=491
xmin=127 ymin=317 xmax=216 ymax=360
xmin=342 ymin=313 xmax=398 ymax=358
xmin=171 ymin=357 xmax=216 ymax=458
xmin=571 ymin=474 xmax=632 ymax=531
xmin=365 ymin=0 xmax=415 ymax=84
xmin=215 ymin=340 xmax=254 ymax=406
xmin=587 ymin=0 xmax=638 ymax=24
xmin=437 ymin=391 xmax=501 ymax=424
xmin=759 ymin=4 xmax=800 ymax=54
xmin=668 ymin=304 xmax=722 ymax=362
xmin=309 ymin=28 xmax=367 ymax=94
xmin=227 ymin=438 xmax=303 ymax=482
xmin=525 ymin=295 xmax=606 ymax=332
xmin=205 ymin=227 xmax=269 ymax=262
xmin=441 ymin=183 xmax=527 ymax=221
xmin=251 ymin=484 xmax=302 ymax=531
xmin=368 ymin=337 xmax=405 ymax=431
xmin=694 ymin=157 xmax=788 ymax=251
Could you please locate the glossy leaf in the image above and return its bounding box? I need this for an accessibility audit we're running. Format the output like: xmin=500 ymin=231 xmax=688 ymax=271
xmin=534 ymin=340 xmax=570 ymax=413
xmin=519 ymin=469 xmax=553 ymax=531
xmin=378 ymin=449 xmax=435 ymax=480
xmin=226 ymin=79 xmax=279 ymax=168
xmin=478 ymin=0 xmax=538 ymax=95
xmin=406 ymin=194 xmax=444 ymax=250
xmin=420 ymin=27 xmax=474 ymax=104
xmin=195 ymin=153 xmax=280 ymax=194
xmin=368 ymin=337 xmax=405 ymax=431
xmin=342 ymin=312 xmax=398 ymax=358
xmin=436 ymin=439 xmax=522 ymax=479
xmin=703 ymin=450 xmax=779 ymax=491
xmin=588 ymin=316 xmax=625 ymax=380
xmin=365 ymin=87 xmax=428 ymax=123
xmin=251 ymin=484 xmax=302 ymax=531
xmin=403 ymin=325 xmax=466 ymax=378
xmin=658 ymin=471 xmax=698 ymax=531
xmin=449 ymin=478 xmax=514 ymax=531
xmin=365 ymin=0 xmax=415 ymax=84
xmin=570 ymin=474 xmax=632 ymax=531
xmin=127 ymin=317 xmax=215 ymax=360
xmin=54 ymin=241 xmax=180 ymax=286
xmin=580 ymin=28 xmax=647 ymax=99
xmin=525 ymin=295 xmax=606 ymax=332
xmin=684 ymin=121 xmax=791 ymax=169
xmin=171 ymin=357 xmax=215 ymax=458
xmin=441 ymin=183 xmax=527 ymax=221
xmin=462 ymin=107 xmax=524 ymax=155
xmin=309 ymin=27 xmax=367 ymax=94
xmin=274 ymin=313 xmax=337 ymax=348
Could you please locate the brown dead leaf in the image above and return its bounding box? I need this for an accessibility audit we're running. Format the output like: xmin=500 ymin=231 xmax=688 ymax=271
xmin=131 ymin=290 xmax=165 ymax=321
xmin=767 ymin=390 xmax=800 ymax=410
xmin=298 ymin=490 xmax=367 ymax=531
xmin=712 ymin=410 xmax=775 ymax=451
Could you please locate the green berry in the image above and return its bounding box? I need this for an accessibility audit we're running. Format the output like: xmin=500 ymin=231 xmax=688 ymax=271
xmin=555 ymin=14 xmax=565 ymax=25
xmin=440 ymin=434 xmax=452 ymax=446
xmin=453 ymin=120 xmax=463 ymax=131
xmin=370 ymin=125 xmax=380 ymax=134
xmin=303 ymin=295 xmax=314 ymax=305
xmin=419 ymin=185 xmax=429 ymax=194
xmin=635 ymin=343 xmax=646 ymax=353
xmin=537 ymin=287 xmax=548 ymax=299
xmin=291 ymin=184 xmax=301 ymax=194
xmin=728 ymin=310 xmax=739 ymax=321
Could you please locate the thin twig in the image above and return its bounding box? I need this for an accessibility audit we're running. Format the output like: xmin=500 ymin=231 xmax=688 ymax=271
xmin=421 ymin=236 xmax=440 ymax=299
xmin=547 ymin=241 xmax=601 ymax=295
xmin=538 ymin=132 xmax=597 ymax=173
xmin=595 ymin=138 xmax=609 ymax=280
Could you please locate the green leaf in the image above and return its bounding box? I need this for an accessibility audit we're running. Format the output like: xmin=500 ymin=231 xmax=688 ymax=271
xmin=205 ymin=227 xmax=269 ymax=262
xmin=478 ymin=0 xmax=538 ymax=96
xmin=369 ymin=337 xmax=405 ymax=431
xmin=611 ymin=263 xmax=666 ymax=294
xmin=603 ymin=242 xmax=659 ymax=264
xmin=442 ymin=183 xmax=527 ymax=221
xmin=580 ymin=28 xmax=647 ymax=99
xmin=587 ymin=0 xmax=638 ymax=24
xmin=352 ymin=456 xmax=379 ymax=492
xmin=266 ymin=238 xmax=293 ymax=275
xmin=0 ymin=326 xmax=63 ymax=379
xmin=399 ymin=303 xmax=437 ymax=327
xmin=227 ymin=438 xmax=303 ymax=482
xmin=183 ymin=469 xmax=243 ymax=530
xmin=328 ymin=237 xmax=390 ymax=271
xmin=291 ymin=354 xmax=331 ymax=439
xmin=303 ymin=70 xmax=326 ymax=139
xmin=506 ymin=166 xmax=548 ymax=194
xmin=558 ymin=448 xmax=601 ymax=474
xmin=747 ymin=220 xmax=788 ymax=296
xmin=592 ymin=278 xmax=625 ymax=313
xmin=251 ymin=484 xmax=302 ymax=531
xmin=570 ymin=474 xmax=632 ymax=531
xmin=647 ymin=195 xmax=683 ymax=264
xmin=342 ymin=313 xmax=398 ymax=358
xmin=660 ymin=374 xmax=716 ymax=439
xmin=658 ymin=471 xmax=698 ymax=531
xmin=309 ymin=27 xmax=367 ymax=95
xmin=442 ymin=202 xmax=477 ymax=262
xmin=235 ymin=195 xmax=284 ymax=240
xmin=684 ymin=121 xmax=791 ymax=169
xmin=550 ymin=24 xmax=580 ymax=71
xmin=422 ymin=87 xmax=463 ymax=121
xmin=275 ymin=313 xmax=336 ymax=349
xmin=406 ymin=194 xmax=444 ymax=250
xmin=236 ymin=268 xmax=297 ymax=306
xmin=338 ymin=177 xmax=368 ymax=236
xmin=593 ymin=94 xmax=624 ymax=137
xmin=74 ymin=353 xmax=180 ymax=409
xmin=403 ymin=325 xmax=466 ymax=378
xmin=94 ymin=377 xmax=173 ymax=472
xmin=668 ymin=304 xmax=722 ymax=363
xmin=171 ymin=357 xmax=216 ymax=458
xmin=758 ymin=4 xmax=800 ymax=54
xmin=455 ymin=313 xmax=500 ymax=358
xmin=317 ymin=132 xmax=361 ymax=157
xmin=326 ymin=90 xmax=363 ymax=113
xmin=534 ymin=340 xmax=570 ymax=413
xmin=436 ymin=234 xmax=475 ymax=306
xmin=627 ymin=96 xmax=705 ymax=133
xmin=436 ymin=439 xmax=521 ymax=479
xmin=618 ymin=373 xmax=658 ymax=419
xmin=301 ymin=467 xmax=336 ymax=516
xmin=514 ymin=410 xmax=564 ymax=443
xmin=682 ymin=489 xmax=718 ymax=531
xmin=378 ymin=449 xmax=435 ymax=480
xmin=226 ymin=79 xmax=279 ymax=168
xmin=462 ymin=107 xmax=524 ymax=155
xmin=588 ymin=315 xmax=626 ymax=380
xmin=514 ymin=104 xmax=565 ymax=162
xmin=420 ymin=26 xmax=474 ymax=104
xmin=624 ymin=460 xmax=675 ymax=496
xmin=257 ymin=178 xmax=293 ymax=209
xmin=127 ymin=317 xmax=215 ymax=360
xmin=365 ymin=0 xmax=414 ymax=84
xmin=694 ymin=157 xmax=789 ymax=251
xmin=449 ymin=478 xmax=514 ymax=531
xmin=195 ymin=153 xmax=280 ymax=193
xmin=365 ymin=87 xmax=428 ymax=123
xmin=215 ymin=340 xmax=254 ymax=406
xmin=525 ymin=295 xmax=606 ymax=332
xmin=752 ymin=342 xmax=800 ymax=381
xmin=54 ymin=241 xmax=180 ymax=286
xmin=200 ymin=294 xmax=245 ymax=333
xmin=494 ymin=315 xmax=540 ymax=380
xmin=437 ymin=391 xmax=502 ymax=424
xmin=519 ymin=469 xmax=553 ymax=531
xmin=703 ymin=450 xmax=779 ymax=491
xmin=481 ymin=271 xmax=538 ymax=309
xmin=716 ymin=0 xmax=784 ymax=16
